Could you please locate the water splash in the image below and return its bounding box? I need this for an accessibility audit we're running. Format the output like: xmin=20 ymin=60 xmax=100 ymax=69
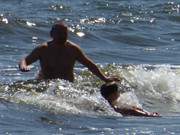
xmin=0 ymin=14 xmax=8 ymax=24
xmin=1 ymin=64 xmax=180 ymax=116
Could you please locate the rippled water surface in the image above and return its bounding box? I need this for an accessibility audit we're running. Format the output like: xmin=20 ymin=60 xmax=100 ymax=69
xmin=1 ymin=0 xmax=180 ymax=134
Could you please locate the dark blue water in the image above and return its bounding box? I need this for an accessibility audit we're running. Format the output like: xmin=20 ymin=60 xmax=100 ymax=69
xmin=1 ymin=0 xmax=180 ymax=134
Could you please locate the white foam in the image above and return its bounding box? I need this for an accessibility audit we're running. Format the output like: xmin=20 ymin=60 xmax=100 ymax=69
xmin=118 ymin=65 xmax=180 ymax=113
xmin=3 ymin=79 xmax=119 ymax=116
xmin=116 ymin=91 xmax=142 ymax=109
xmin=2 ymin=64 xmax=180 ymax=115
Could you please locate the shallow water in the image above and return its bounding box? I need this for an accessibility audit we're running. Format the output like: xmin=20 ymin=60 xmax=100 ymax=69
xmin=1 ymin=0 xmax=180 ymax=134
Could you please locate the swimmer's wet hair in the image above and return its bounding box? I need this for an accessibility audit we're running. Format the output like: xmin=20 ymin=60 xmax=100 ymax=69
xmin=100 ymin=82 xmax=118 ymax=99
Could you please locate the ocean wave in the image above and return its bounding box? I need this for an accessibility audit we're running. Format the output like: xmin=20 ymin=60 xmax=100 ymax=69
xmin=1 ymin=64 xmax=180 ymax=116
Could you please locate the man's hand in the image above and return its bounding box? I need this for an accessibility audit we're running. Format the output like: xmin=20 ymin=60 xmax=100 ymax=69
xmin=104 ymin=76 xmax=122 ymax=83
xmin=19 ymin=59 xmax=30 ymax=72
xmin=19 ymin=65 xmax=30 ymax=72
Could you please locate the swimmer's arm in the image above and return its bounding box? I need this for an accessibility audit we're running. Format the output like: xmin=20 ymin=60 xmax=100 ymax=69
xmin=76 ymin=46 xmax=119 ymax=82
xmin=113 ymin=107 xmax=145 ymax=116
xmin=114 ymin=106 xmax=160 ymax=117
xmin=19 ymin=46 xmax=41 ymax=72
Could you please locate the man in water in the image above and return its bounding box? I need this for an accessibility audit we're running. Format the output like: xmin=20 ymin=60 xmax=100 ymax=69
xmin=19 ymin=22 xmax=119 ymax=82
xmin=100 ymin=82 xmax=160 ymax=117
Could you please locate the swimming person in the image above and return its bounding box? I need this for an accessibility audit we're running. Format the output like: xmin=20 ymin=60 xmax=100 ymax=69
xmin=19 ymin=22 xmax=119 ymax=82
xmin=100 ymin=82 xmax=160 ymax=117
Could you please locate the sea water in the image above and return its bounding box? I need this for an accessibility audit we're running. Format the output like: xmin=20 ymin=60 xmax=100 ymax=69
xmin=0 ymin=0 xmax=180 ymax=134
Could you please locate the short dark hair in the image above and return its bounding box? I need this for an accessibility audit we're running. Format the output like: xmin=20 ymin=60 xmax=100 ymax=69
xmin=50 ymin=21 xmax=68 ymax=43
xmin=100 ymin=82 xmax=118 ymax=99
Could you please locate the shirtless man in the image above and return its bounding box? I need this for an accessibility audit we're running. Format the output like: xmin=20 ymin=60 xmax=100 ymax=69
xmin=19 ymin=22 xmax=118 ymax=82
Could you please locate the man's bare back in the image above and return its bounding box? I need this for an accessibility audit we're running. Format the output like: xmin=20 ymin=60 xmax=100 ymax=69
xmin=25 ymin=41 xmax=89 ymax=82
xmin=35 ymin=41 xmax=80 ymax=81
xmin=19 ymin=22 xmax=119 ymax=83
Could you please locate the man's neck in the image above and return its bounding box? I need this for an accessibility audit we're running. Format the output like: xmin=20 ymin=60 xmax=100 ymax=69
xmin=51 ymin=40 xmax=67 ymax=47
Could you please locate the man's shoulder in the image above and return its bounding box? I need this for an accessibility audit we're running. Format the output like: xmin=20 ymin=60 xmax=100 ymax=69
xmin=31 ymin=42 xmax=48 ymax=55
xmin=39 ymin=42 xmax=48 ymax=48
xmin=67 ymin=41 xmax=82 ymax=51
xmin=35 ymin=42 xmax=48 ymax=50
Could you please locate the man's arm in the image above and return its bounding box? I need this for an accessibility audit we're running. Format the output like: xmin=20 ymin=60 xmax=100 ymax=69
xmin=76 ymin=45 xmax=119 ymax=82
xmin=19 ymin=46 xmax=41 ymax=72
xmin=114 ymin=107 xmax=160 ymax=117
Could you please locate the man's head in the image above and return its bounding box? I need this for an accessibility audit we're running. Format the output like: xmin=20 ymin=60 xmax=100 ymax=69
xmin=50 ymin=22 xmax=68 ymax=44
xmin=100 ymin=82 xmax=119 ymax=102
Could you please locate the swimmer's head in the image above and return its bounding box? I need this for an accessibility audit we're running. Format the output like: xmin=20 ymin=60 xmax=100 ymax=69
xmin=50 ymin=21 xmax=68 ymax=44
xmin=100 ymin=82 xmax=119 ymax=101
